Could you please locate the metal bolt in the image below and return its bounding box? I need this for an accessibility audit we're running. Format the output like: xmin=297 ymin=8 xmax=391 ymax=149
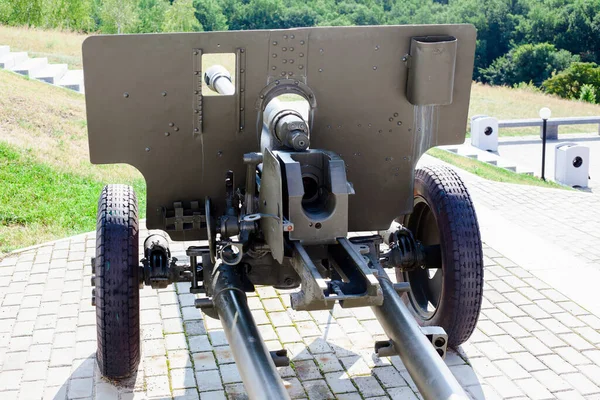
xmin=397 ymin=121 xmax=402 ymax=126
xmin=273 ymin=41 xmax=278 ymax=46
xmin=389 ymin=117 xmax=394 ymax=122
xmin=123 ymin=92 xmax=129 ymax=98
xmin=194 ymin=128 xmax=199 ymax=132
xmin=300 ymin=40 xmax=305 ymax=45
xmin=373 ymin=66 xmax=377 ymax=70
xmin=193 ymin=51 xmax=198 ymax=55
xmin=240 ymin=107 xmax=244 ymax=111
xmin=169 ymin=122 xmax=174 ymax=127
xmin=375 ymin=45 xmax=380 ymax=50
xmin=194 ymin=71 xmax=199 ymax=75
xmin=282 ymin=47 xmax=287 ymax=51
xmin=299 ymin=65 xmax=304 ymax=70
xmin=283 ymin=59 xmax=287 ymax=64
xmin=272 ymin=66 xmax=276 ymax=70
xmin=289 ymin=59 xmax=294 ymax=64
xmin=284 ymin=35 xmax=288 ymax=39
xmin=290 ymin=47 xmax=294 ymax=51
xmin=145 ymin=147 xmax=150 ymax=152
xmin=272 ymin=54 xmax=277 ymax=58
xmin=240 ymin=69 xmax=245 ymax=73
xmin=194 ymin=90 xmax=199 ymax=95
xmin=174 ymin=127 xmax=179 ymax=131
xmin=161 ymin=91 xmax=167 ymax=96
xmin=281 ymin=72 xmax=286 ymax=76
xmin=290 ymin=34 xmax=295 ymax=39
xmin=240 ymin=49 xmax=245 ymax=53
xmin=194 ymin=109 xmax=199 ymax=113
xmin=165 ymin=132 xmax=170 ymax=136
xmin=299 ymin=53 xmax=304 ymax=57
xmin=394 ymin=113 xmax=399 ymax=117
xmin=217 ymin=151 xmax=223 ymax=157
xmin=319 ymin=68 xmax=323 ymax=72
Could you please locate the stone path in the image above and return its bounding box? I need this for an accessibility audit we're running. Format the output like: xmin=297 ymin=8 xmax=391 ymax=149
xmin=1 ymin=157 xmax=600 ymax=399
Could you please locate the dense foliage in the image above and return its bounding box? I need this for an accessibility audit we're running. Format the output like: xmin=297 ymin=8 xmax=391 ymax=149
xmin=2 ymin=0 xmax=600 ymax=102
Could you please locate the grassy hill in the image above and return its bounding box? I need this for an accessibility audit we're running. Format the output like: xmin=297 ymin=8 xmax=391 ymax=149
xmin=0 ymin=69 xmax=144 ymax=256
xmin=1 ymin=25 xmax=600 ymax=255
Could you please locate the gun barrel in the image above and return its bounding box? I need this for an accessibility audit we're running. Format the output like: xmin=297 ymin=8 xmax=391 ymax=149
xmin=204 ymin=65 xmax=235 ymax=95
xmin=371 ymin=268 xmax=468 ymax=400
xmin=210 ymin=262 xmax=290 ymax=400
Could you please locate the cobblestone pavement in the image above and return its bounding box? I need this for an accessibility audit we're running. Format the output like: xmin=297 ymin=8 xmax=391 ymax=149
xmin=1 ymin=158 xmax=600 ymax=399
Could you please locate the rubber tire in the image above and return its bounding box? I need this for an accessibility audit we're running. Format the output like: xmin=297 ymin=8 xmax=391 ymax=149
xmin=398 ymin=165 xmax=483 ymax=347
xmin=95 ymin=184 xmax=141 ymax=379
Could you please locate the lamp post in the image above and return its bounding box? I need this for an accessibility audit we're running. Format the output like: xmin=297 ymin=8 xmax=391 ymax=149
xmin=539 ymin=107 xmax=551 ymax=181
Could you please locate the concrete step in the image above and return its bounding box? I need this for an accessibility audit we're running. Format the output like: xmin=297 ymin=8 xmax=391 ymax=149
xmin=439 ymin=144 xmax=535 ymax=176
xmin=57 ymin=69 xmax=84 ymax=93
xmin=0 ymin=45 xmax=9 ymax=57
xmin=0 ymin=52 xmax=28 ymax=69
xmin=32 ymin=63 xmax=68 ymax=84
xmin=12 ymin=57 xmax=48 ymax=77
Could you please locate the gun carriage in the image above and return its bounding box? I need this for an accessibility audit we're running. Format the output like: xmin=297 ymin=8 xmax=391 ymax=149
xmin=84 ymin=24 xmax=482 ymax=400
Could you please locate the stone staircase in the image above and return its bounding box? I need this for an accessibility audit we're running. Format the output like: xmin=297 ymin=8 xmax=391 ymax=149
xmin=0 ymin=45 xmax=84 ymax=93
xmin=439 ymin=142 xmax=535 ymax=175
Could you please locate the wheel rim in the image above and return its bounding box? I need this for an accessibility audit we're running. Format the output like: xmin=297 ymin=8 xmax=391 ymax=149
xmin=403 ymin=196 xmax=443 ymax=320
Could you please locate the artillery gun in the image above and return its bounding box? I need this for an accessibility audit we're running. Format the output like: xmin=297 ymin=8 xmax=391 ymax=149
xmin=84 ymin=25 xmax=482 ymax=400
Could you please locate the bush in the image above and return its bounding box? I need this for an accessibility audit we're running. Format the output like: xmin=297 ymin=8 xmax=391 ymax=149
xmin=579 ymin=84 xmax=597 ymax=104
xmin=479 ymin=43 xmax=578 ymax=87
xmin=543 ymin=62 xmax=600 ymax=100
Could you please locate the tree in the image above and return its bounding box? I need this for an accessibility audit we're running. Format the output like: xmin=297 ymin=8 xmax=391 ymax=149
xmin=137 ymin=0 xmax=169 ymax=33
xmin=480 ymin=43 xmax=577 ymax=86
xmin=543 ymin=62 xmax=600 ymax=99
xmin=163 ymin=0 xmax=202 ymax=32
xmin=228 ymin=0 xmax=284 ymax=30
xmin=45 ymin=0 xmax=94 ymax=31
xmin=100 ymin=0 xmax=139 ymax=33
xmin=9 ymin=0 xmax=43 ymax=26
xmin=194 ymin=0 xmax=227 ymax=31
xmin=0 ymin=0 xmax=13 ymax=24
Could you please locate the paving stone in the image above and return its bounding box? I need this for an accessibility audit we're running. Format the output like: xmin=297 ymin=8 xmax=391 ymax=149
xmin=511 ymin=352 xmax=547 ymax=372
xmin=196 ymin=370 xmax=223 ymax=392
xmin=494 ymin=358 xmax=530 ymax=380
xmin=294 ymin=359 xmax=322 ymax=381
xmin=559 ymin=332 xmax=595 ymax=351
xmin=325 ymin=371 xmax=356 ymax=394
xmin=538 ymin=354 xmax=577 ymax=374
xmin=486 ymin=375 xmax=524 ymax=398
xmin=199 ymin=390 xmax=227 ymax=400
xmin=517 ymin=337 xmax=553 ymax=356
xmin=514 ymin=377 xmax=554 ymax=400
xmin=0 ymin=369 xmax=23 ymax=391
xmin=147 ymin=374 xmax=172 ymax=397
xmin=371 ymin=365 xmax=405 ymax=388
xmin=352 ymin=375 xmax=386 ymax=397
xmin=68 ymin=377 xmax=93 ymax=398
xmin=314 ymin=353 xmax=343 ymax=373
xmin=192 ymin=352 xmax=217 ymax=371
xmin=302 ymin=379 xmax=334 ymax=400
xmin=562 ymin=372 xmax=600 ymax=395
xmin=387 ymin=387 xmax=419 ymax=400
xmin=171 ymin=367 xmax=197 ymax=389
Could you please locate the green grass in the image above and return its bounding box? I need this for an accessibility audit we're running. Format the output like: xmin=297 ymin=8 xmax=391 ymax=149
xmin=0 ymin=142 xmax=146 ymax=256
xmin=427 ymin=148 xmax=570 ymax=190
